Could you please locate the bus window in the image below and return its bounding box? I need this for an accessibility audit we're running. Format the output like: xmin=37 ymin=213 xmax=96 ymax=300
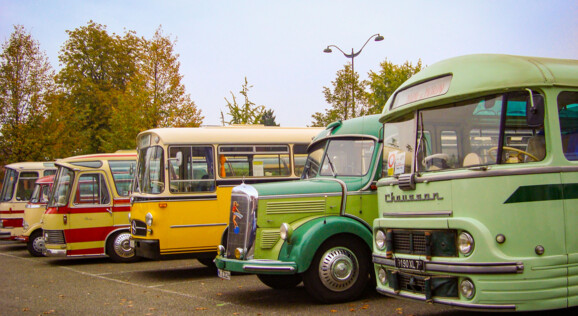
xmin=74 ymin=174 xmax=110 ymax=205
xmin=109 ymin=160 xmax=136 ymax=196
xmin=218 ymin=145 xmax=290 ymax=178
xmin=320 ymin=139 xmax=374 ymax=176
xmin=16 ymin=172 xmax=39 ymax=201
xmin=558 ymin=91 xmax=578 ymax=160
xmin=136 ymin=146 xmax=164 ymax=194
xmin=293 ymin=144 xmax=309 ymax=176
xmin=169 ymin=146 xmax=215 ymax=193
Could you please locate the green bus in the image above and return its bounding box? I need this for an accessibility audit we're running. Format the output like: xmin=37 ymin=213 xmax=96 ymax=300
xmin=214 ymin=114 xmax=383 ymax=303
xmin=373 ymin=54 xmax=578 ymax=311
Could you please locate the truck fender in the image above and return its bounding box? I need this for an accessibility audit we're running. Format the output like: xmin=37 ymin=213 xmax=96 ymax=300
xmin=278 ymin=216 xmax=372 ymax=273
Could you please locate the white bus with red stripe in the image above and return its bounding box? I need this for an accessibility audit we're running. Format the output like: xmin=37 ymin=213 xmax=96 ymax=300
xmin=0 ymin=162 xmax=56 ymax=239
xmin=42 ymin=151 xmax=137 ymax=262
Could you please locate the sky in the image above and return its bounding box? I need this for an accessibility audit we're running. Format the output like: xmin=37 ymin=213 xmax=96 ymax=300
xmin=1 ymin=0 xmax=577 ymax=127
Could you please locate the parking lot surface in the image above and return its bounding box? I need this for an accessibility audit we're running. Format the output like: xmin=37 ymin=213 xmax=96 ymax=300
xmin=0 ymin=240 xmax=576 ymax=315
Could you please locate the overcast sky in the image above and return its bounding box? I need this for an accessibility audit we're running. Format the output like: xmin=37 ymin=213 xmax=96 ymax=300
xmin=1 ymin=0 xmax=577 ymax=127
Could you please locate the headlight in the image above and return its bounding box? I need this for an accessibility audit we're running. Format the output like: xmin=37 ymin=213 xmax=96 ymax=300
xmin=235 ymin=247 xmax=245 ymax=259
xmin=458 ymin=231 xmax=474 ymax=255
xmin=375 ymin=229 xmax=386 ymax=250
xmin=217 ymin=245 xmax=226 ymax=256
xmin=378 ymin=267 xmax=387 ymax=285
xmin=145 ymin=212 xmax=153 ymax=226
xmin=460 ymin=279 xmax=475 ymax=299
xmin=279 ymin=223 xmax=293 ymax=241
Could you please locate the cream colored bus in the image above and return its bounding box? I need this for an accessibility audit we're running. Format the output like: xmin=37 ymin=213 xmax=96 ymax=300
xmin=0 ymin=162 xmax=56 ymax=239
xmin=129 ymin=126 xmax=322 ymax=265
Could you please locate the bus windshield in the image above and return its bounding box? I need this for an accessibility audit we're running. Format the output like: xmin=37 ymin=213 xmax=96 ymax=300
xmin=49 ymin=168 xmax=74 ymax=207
xmin=0 ymin=169 xmax=18 ymax=202
xmin=303 ymin=138 xmax=375 ymax=178
xmin=134 ymin=146 xmax=165 ymax=194
xmin=384 ymin=91 xmax=546 ymax=176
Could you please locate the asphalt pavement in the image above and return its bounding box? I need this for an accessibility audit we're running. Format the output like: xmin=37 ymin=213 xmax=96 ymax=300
xmin=0 ymin=240 xmax=575 ymax=315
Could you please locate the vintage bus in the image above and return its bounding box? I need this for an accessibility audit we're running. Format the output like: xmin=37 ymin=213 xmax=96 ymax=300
xmin=14 ymin=175 xmax=54 ymax=256
xmin=214 ymin=115 xmax=383 ymax=303
xmin=42 ymin=152 xmax=137 ymax=262
xmin=0 ymin=162 xmax=56 ymax=239
xmin=129 ymin=126 xmax=323 ymax=265
xmin=372 ymin=54 xmax=578 ymax=311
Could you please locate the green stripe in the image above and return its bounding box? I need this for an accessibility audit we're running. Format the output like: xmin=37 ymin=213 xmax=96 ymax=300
xmin=504 ymin=183 xmax=578 ymax=204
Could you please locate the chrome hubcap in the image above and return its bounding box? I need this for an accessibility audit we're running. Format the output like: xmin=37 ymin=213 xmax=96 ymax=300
xmin=113 ymin=233 xmax=135 ymax=258
xmin=318 ymin=247 xmax=358 ymax=292
xmin=32 ymin=236 xmax=45 ymax=253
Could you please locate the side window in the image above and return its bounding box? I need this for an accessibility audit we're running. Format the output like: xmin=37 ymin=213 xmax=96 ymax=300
xmin=503 ymin=92 xmax=545 ymax=163
xmin=16 ymin=172 xmax=39 ymax=201
xmin=218 ymin=145 xmax=290 ymax=178
xmin=293 ymin=144 xmax=309 ymax=176
xmin=74 ymin=174 xmax=110 ymax=205
xmin=109 ymin=160 xmax=136 ymax=196
xmin=44 ymin=169 xmax=57 ymax=177
xmin=558 ymin=91 xmax=578 ymax=160
xmin=169 ymin=146 xmax=215 ymax=193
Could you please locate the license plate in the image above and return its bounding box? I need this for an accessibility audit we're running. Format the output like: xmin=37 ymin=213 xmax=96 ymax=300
xmin=218 ymin=269 xmax=231 ymax=280
xmin=395 ymin=258 xmax=425 ymax=271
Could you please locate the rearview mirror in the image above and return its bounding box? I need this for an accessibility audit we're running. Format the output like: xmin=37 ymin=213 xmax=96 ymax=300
xmin=526 ymin=89 xmax=544 ymax=128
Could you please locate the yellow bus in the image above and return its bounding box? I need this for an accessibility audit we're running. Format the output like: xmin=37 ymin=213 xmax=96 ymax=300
xmin=0 ymin=162 xmax=56 ymax=239
xmin=42 ymin=152 xmax=137 ymax=262
xmin=129 ymin=126 xmax=323 ymax=265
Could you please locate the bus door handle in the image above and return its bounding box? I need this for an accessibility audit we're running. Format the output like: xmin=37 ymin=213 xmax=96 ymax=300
xmin=106 ymin=208 xmax=113 ymax=216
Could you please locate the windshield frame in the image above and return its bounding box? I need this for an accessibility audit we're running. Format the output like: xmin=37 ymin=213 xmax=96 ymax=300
xmin=48 ymin=167 xmax=75 ymax=208
xmin=0 ymin=168 xmax=18 ymax=202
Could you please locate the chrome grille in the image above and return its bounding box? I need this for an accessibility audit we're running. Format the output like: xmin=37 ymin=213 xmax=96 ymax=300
xmin=131 ymin=220 xmax=147 ymax=236
xmin=44 ymin=230 xmax=65 ymax=244
xmin=392 ymin=230 xmax=427 ymax=254
xmin=225 ymin=184 xmax=258 ymax=259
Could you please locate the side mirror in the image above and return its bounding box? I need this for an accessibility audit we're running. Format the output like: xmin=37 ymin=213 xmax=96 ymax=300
xmin=174 ymin=152 xmax=183 ymax=166
xmin=526 ymin=90 xmax=545 ymax=128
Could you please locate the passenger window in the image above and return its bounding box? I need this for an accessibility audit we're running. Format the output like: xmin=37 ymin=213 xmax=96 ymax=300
xmin=109 ymin=160 xmax=136 ymax=196
xmin=558 ymin=91 xmax=578 ymax=160
xmin=169 ymin=146 xmax=215 ymax=193
xmin=75 ymin=174 xmax=110 ymax=205
xmin=16 ymin=172 xmax=39 ymax=201
xmin=293 ymin=144 xmax=309 ymax=176
xmin=218 ymin=145 xmax=290 ymax=178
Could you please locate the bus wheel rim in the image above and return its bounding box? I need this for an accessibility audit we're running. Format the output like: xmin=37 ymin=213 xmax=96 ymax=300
xmin=318 ymin=247 xmax=359 ymax=292
xmin=113 ymin=233 xmax=134 ymax=258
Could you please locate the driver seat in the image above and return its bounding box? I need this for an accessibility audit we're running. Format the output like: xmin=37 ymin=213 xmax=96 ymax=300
xmin=525 ymin=135 xmax=545 ymax=162
xmin=463 ymin=153 xmax=482 ymax=167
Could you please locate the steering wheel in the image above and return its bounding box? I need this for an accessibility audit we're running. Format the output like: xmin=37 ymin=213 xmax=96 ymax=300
xmin=488 ymin=146 xmax=539 ymax=162
xmin=422 ymin=153 xmax=450 ymax=170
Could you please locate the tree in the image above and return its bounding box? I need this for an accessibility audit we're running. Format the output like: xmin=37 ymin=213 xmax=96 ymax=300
xmin=310 ymin=64 xmax=368 ymax=127
xmin=0 ymin=25 xmax=55 ymax=164
xmin=366 ymin=59 xmax=423 ymax=114
xmin=221 ymin=77 xmax=264 ymax=125
xmin=139 ymin=26 xmax=203 ymax=129
xmin=260 ymin=109 xmax=278 ymax=126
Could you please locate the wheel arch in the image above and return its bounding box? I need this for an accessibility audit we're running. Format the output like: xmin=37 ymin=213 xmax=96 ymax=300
xmin=104 ymin=227 xmax=130 ymax=254
xmin=278 ymin=216 xmax=372 ymax=273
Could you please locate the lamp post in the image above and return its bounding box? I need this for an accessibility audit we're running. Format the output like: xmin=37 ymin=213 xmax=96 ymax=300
xmin=324 ymin=33 xmax=384 ymax=119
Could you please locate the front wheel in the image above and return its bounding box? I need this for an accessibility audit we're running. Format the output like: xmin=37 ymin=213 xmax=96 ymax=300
xmin=258 ymin=274 xmax=303 ymax=289
xmin=27 ymin=230 xmax=45 ymax=257
xmin=107 ymin=231 xmax=139 ymax=263
xmin=303 ymin=236 xmax=370 ymax=303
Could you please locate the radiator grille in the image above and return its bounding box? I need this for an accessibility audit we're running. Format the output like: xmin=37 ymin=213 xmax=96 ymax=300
xmin=392 ymin=230 xmax=427 ymax=255
xmin=131 ymin=220 xmax=147 ymax=236
xmin=44 ymin=230 xmax=65 ymax=244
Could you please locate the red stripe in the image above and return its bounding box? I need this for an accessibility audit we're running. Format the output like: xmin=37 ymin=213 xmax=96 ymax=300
xmin=1 ymin=218 xmax=23 ymax=227
xmin=0 ymin=210 xmax=24 ymax=214
xmin=45 ymin=207 xmax=59 ymax=215
xmin=68 ymin=247 xmax=105 ymax=256
xmin=64 ymin=226 xmax=117 ymax=243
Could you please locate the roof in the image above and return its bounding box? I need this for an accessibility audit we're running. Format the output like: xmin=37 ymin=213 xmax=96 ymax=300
xmin=137 ymin=126 xmax=324 ymax=146
xmin=4 ymin=161 xmax=56 ymax=171
xmin=381 ymin=54 xmax=578 ymax=122
xmin=56 ymin=151 xmax=137 ymax=170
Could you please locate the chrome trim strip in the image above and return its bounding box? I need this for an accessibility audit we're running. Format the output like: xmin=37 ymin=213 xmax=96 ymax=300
xmin=376 ymin=287 xmax=516 ymax=311
xmin=377 ymin=165 xmax=578 ymax=187
xmin=243 ymin=265 xmax=296 ymax=272
xmin=171 ymin=223 xmax=227 ymax=228
xmin=382 ymin=211 xmax=453 ymax=217
xmin=373 ymin=255 xmax=524 ymax=274
xmin=259 ymin=192 xmax=342 ymax=200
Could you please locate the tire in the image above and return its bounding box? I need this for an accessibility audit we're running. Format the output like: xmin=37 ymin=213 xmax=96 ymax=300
xmin=257 ymin=274 xmax=303 ymax=289
xmin=27 ymin=230 xmax=45 ymax=257
xmin=107 ymin=231 xmax=139 ymax=263
xmin=303 ymin=236 xmax=371 ymax=303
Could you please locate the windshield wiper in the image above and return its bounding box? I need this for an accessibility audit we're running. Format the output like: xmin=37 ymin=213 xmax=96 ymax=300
xmin=325 ymin=155 xmax=337 ymax=177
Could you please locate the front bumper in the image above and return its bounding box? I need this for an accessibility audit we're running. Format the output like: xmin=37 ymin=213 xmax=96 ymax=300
xmin=44 ymin=248 xmax=67 ymax=257
xmin=215 ymin=255 xmax=298 ymax=274
xmin=133 ymin=239 xmax=161 ymax=260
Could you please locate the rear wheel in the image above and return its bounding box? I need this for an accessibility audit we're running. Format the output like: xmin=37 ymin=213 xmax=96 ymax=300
xmin=107 ymin=231 xmax=139 ymax=263
xmin=257 ymin=274 xmax=303 ymax=289
xmin=27 ymin=230 xmax=45 ymax=257
xmin=303 ymin=236 xmax=370 ymax=303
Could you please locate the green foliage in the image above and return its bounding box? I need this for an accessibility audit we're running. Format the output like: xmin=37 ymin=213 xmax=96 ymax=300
xmin=0 ymin=25 xmax=55 ymax=165
xmin=260 ymin=109 xmax=279 ymax=126
xmin=221 ymin=77 xmax=265 ymax=125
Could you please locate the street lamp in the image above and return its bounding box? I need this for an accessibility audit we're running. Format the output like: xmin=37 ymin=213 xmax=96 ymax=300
xmin=324 ymin=33 xmax=384 ymax=119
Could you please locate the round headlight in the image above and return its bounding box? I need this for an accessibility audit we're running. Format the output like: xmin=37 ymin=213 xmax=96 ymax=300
xmin=378 ymin=267 xmax=387 ymax=285
xmin=458 ymin=231 xmax=474 ymax=255
xmin=279 ymin=223 xmax=293 ymax=241
xmin=145 ymin=212 xmax=153 ymax=226
xmin=460 ymin=279 xmax=475 ymax=299
xmin=375 ymin=229 xmax=386 ymax=250
xmin=235 ymin=247 xmax=245 ymax=259
xmin=218 ymin=245 xmax=226 ymax=256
